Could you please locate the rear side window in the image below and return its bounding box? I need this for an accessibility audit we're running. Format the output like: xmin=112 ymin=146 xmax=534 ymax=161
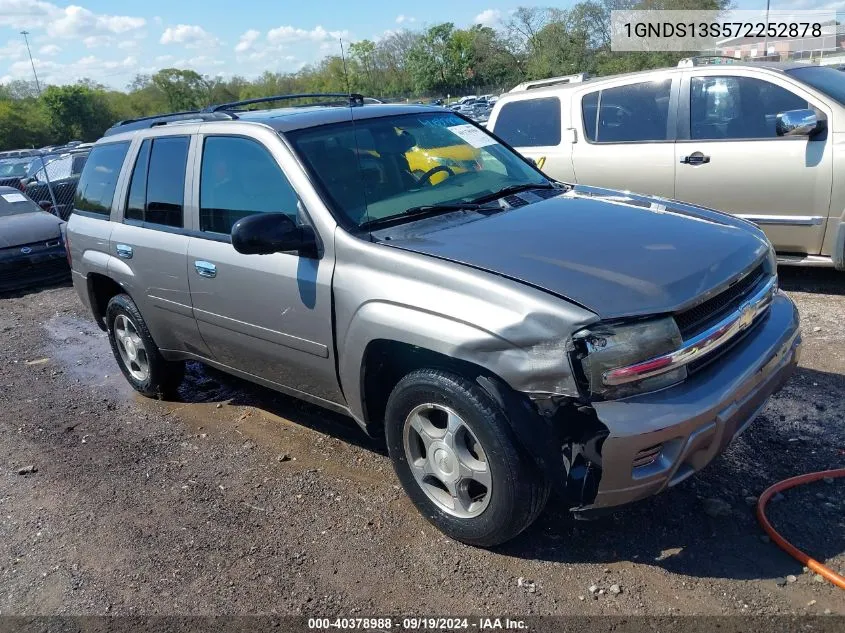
xmin=494 ymin=97 xmax=561 ymax=147
xmin=124 ymin=136 xmax=189 ymax=228
xmin=582 ymin=80 xmax=672 ymax=143
xmin=73 ymin=142 xmax=129 ymax=215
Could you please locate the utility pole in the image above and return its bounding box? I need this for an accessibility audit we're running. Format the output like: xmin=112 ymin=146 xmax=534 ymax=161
xmin=763 ymin=0 xmax=771 ymax=60
xmin=20 ymin=31 xmax=41 ymax=96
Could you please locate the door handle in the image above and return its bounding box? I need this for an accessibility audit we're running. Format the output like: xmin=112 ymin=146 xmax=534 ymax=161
xmin=115 ymin=244 xmax=133 ymax=259
xmin=194 ymin=260 xmax=217 ymax=278
xmin=680 ymin=154 xmax=710 ymax=165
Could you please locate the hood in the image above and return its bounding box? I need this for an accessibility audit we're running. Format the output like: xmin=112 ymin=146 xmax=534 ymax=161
xmin=381 ymin=186 xmax=769 ymax=319
xmin=0 ymin=211 xmax=63 ymax=248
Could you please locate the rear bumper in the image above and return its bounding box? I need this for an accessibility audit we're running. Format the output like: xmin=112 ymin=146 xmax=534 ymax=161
xmin=0 ymin=247 xmax=69 ymax=293
xmin=580 ymin=290 xmax=801 ymax=511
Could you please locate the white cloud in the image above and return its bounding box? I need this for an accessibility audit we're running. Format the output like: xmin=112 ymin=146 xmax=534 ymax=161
xmin=266 ymin=24 xmax=348 ymax=45
xmin=0 ymin=39 xmax=27 ymax=60
xmin=234 ymin=29 xmax=260 ymax=53
xmin=38 ymin=43 xmax=61 ymax=56
xmin=395 ymin=14 xmax=416 ymax=24
xmin=160 ymin=24 xmax=220 ymax=48
xmin=47 ymin=5 xmax=145 ymax=39
xmin=0 ymin=1 xmax=145 ymax=43
xmin=474 ymin=9 xmax=502 ymax=27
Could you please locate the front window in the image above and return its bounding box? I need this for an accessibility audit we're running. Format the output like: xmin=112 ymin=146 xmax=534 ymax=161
xmin=287 ymin=112 xmax=548 ymax=228
xmin=690 ymin=76 xmax=808 ymax=140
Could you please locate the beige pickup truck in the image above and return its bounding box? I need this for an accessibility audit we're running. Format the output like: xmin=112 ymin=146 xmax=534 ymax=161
xmin=488 ymin=59 xmax=845 ymax=270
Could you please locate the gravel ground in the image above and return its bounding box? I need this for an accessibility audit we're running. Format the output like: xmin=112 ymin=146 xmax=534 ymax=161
xmin=0 ymin=268 xmax=843 ymax=618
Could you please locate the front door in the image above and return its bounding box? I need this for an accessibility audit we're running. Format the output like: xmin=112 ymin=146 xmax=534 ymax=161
xmin=674 ymin=72 xmax=832 ymax=255
xmin=185 ymin=134 xmax=342 ymax=405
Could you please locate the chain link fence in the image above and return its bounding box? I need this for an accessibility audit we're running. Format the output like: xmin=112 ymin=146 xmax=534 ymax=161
xmin=23 ymin=152 xmax=88 ymax=221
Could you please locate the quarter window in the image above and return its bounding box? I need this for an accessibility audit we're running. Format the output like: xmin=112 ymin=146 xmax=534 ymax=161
xmin=493 ymin=97 xmax=561 ymax=147
xmin=690 ymin=76 xmax=809 ymax=140
xmin=199 ymin=136 xmax=300 ymax=234
xmin=73 ymin=142 xmax=129 ymax=216
xmin=582 ymin=80 xmax=672 ymax=143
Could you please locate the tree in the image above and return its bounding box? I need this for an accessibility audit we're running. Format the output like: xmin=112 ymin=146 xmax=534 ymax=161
xmin=151 ymin=68 xmax=210 ymax=111
xmin=41 ymin=84 xmax=113 ymax=142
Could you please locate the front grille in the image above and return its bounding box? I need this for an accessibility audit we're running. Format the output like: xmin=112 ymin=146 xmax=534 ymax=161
xmin=674 ymin=263 xmax=767 ymax=339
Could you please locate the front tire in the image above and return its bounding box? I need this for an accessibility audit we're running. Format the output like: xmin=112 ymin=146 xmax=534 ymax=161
xmin=106 ymin=293 xmax=184 ymax=399
xmin=385 ymin=369 xmax=549 ymax=547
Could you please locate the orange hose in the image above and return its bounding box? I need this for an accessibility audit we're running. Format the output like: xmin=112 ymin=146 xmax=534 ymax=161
xmin=756 ymin=468 xmax=845 ymax=590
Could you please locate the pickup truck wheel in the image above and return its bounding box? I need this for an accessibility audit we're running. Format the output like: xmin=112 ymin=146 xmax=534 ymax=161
xmin=385 ymin=369 xmax=549 ymax=547
xmin=105 ymin=293 xmax=184 ymax=399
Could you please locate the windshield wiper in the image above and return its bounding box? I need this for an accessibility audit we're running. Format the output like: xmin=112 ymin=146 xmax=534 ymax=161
xmin=470 ymin=182 xmax=557 ymax=204
xmin=360 ymin=202 xmax=483 ymax=230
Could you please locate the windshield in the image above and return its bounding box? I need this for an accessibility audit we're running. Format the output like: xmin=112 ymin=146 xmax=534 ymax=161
xmin=287 ymin=111 xmax=548 ymax=228
xmin=788 ymin=66 xmax=845 ymax=106
xmin=0 ymin=160 xmax=29 ymax=178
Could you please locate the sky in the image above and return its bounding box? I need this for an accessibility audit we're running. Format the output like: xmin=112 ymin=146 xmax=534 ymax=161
xmin=0 ymin=0 xmax=837 ymax=90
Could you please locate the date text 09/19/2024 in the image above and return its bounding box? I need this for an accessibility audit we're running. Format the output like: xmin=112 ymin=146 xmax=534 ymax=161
xmin=307 ymin=617 xmax=528 ymax=630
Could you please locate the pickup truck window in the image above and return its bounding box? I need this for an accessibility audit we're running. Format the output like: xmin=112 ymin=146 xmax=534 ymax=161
xmin=691 ymin=76 xmax=808 ymax=140
xmin=582 ymin=80 xmax=671 ymax=143
xmin=73 ymin=141 xmax=130 ymax=216
xmin=493 ymin=97 xmax=561 ymax=147
xmin=288 ymin=111 xmax=548 ymax=228
xmin=199 ymin=136 xmax=300 ymax=234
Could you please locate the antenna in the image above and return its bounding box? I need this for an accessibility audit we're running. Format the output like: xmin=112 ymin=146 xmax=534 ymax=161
xmin=339 ymin=37 xmax=351 ymax=96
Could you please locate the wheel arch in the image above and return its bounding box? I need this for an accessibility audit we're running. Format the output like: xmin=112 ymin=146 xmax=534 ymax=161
xmin=86 ymin=272 xmax=125 ymax=331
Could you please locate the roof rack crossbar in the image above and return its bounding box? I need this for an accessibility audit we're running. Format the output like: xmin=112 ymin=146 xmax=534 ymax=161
xmin=205 ymin=93 xmax=365 ymax=112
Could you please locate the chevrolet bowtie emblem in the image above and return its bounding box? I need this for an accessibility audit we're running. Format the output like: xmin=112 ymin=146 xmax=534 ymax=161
xmin=738 ymin=303 xmax=755 ymax=330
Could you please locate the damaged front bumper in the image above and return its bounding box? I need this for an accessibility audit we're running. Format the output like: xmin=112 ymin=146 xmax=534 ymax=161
xmin=574 ymin=290 xmax=801 ymax=513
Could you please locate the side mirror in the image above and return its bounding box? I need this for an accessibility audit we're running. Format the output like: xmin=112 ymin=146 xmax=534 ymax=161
xmin=776 ymin=109 xmax=826 ymax=137
xmin=231 ymin=212 xmax=317 ymax=256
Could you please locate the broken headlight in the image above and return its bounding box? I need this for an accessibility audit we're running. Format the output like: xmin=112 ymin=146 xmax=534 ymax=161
xmin=573 ymin=316 xmax=686 ymax=400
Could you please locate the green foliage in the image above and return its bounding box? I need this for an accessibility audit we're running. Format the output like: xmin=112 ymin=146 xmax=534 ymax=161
xmin=0 ymin=0 xmax=730 ymax=150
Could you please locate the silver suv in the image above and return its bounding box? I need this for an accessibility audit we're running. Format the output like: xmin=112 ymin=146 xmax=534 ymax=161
xmin=67 ymin=94 xmax=801 ymax=546
xmin=488 ymin=59 xmax=845 ymax=270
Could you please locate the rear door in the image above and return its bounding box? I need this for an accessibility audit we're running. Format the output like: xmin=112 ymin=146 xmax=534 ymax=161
xmin=107 ymin=131 xmax=210 ymax=357
xmin=490 ymin=96 xmax=574 ymax=181
xmin=674 ymin=70 xmax=832 ymax=255
xmin=570 ymin=75 xmax=679 ymax=198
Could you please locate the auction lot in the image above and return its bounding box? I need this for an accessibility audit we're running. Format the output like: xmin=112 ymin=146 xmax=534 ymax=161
xmin=0 ymin=270 xmax=843 ymax=617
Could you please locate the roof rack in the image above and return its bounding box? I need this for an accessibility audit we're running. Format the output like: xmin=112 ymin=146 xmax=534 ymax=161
xmin=677 ymin=55 xmax=744 ymax=68
xmin=103 ymin=111 xmax=237 ymax=136
xmin=509 ymin=73 xmax=589 ymax=92
xmin=204 ymin=93 xmax=365 ymax=112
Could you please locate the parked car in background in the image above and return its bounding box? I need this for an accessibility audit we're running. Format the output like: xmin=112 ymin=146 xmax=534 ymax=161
xmin=68 ymin=95 xmax=799 ymax=547
xmin=0 ymin=186 xmax=68 ymax=293
xmin=24 ymin=150 xmax=90 ymax=220
xmin=0 ymin=158 xmax=32 ymax=190
xmin=487 ymin=58 xmax=845 ymax=270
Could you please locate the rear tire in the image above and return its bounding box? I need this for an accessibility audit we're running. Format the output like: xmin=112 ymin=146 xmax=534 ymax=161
xmin=385 ymin=368 xmax=549 ymax=547
xmin=106 ymin=293 xmax=184 ymax=399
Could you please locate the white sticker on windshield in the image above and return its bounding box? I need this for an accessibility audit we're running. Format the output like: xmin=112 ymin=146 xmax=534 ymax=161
xmin=2 ymin=193 xmax=27 ymax=203
xmin=447 ymin=124 xmax=497 ymax=148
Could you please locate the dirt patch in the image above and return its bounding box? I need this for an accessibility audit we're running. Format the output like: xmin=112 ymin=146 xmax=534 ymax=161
xmin=0 ymin=274 xmax=843 ymax=616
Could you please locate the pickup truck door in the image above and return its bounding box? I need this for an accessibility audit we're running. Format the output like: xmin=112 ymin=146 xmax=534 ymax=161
xmin=569 ymin=75 xmax=679 ymax=198
xmin=674 ymin=70 xmax=832 ymax=256
xmin=184 ymin=133 xmax=343 ymax=406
